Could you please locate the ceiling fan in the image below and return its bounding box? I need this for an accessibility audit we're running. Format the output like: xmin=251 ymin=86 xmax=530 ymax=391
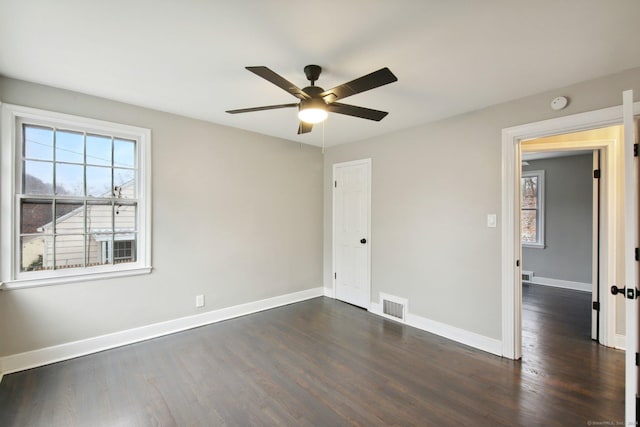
xmin=226 ymin=65 xmax=398 ymax=134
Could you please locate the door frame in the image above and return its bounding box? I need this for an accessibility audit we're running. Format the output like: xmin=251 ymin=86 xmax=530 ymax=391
xmin=501 ymin=103 xmax=640 ymax=359
xmin=331 ymin=158 xmax=372 ymax=308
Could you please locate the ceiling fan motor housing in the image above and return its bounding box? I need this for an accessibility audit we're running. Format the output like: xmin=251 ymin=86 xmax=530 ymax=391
xmin=304 ymin=64 xmax=322 ymax=85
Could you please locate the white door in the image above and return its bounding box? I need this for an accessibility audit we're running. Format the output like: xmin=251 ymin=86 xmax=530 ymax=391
xmin=333 ymin=159 xmax=371 ymax=309
xmin=622 ymin=89 xmax=639 ymax=424
xmin=592 ymin=149 xmax=602 ymax=342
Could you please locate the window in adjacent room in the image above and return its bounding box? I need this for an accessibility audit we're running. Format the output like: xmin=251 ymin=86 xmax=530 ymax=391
xmin=521 ymin=170 xmax=545 ymax=248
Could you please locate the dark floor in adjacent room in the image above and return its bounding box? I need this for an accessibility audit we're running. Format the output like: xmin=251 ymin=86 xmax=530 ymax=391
xmin=0 ymin=286 xmax=625 ymax=426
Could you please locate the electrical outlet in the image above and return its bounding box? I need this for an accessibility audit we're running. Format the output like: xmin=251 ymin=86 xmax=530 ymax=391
xmin=487 ymin=214 xmax=497 ymax=228
xmin=195 ymin=294 xmax=205 ymax=308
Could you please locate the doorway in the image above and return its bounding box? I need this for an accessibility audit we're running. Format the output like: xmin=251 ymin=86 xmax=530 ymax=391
xmin=501 ymin=110 xmax=626 ymax=360
xmin=520 ymin=144 xmax=601 ymax=342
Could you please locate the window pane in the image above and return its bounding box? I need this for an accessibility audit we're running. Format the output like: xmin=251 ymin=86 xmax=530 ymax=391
xmin=56 ymin=163 xmax=84 ymax=195
xmin=521 ymin=210 xmax=537 ymax=243
xmin=113 ymin=238 xmax=135 ymax=264
xmin=21 ymin=200 xmax=52 ymax=233
xmin=24 ymin=160 xmax=54 ymax=195
xmin=86 ymin=234 xmax=107 ymax=267
xmin=55 ymin=202 xmax=84 ymax=234
xmin=87 ymin=166 xmax=112 ymax=197
xmin=56 ymin=130 xmax=84 ymax=164
xmin=54 ymin=234 xmax=85 ymax=269
xmin=114 ymin=169 xmax=135 ymax=194
xmin=115 ymin=202 xmax=136 ymax=232
xmin=24 ymin=125 xmax=53 ymax=161
xmin=521 ymin=176 xmax=538 ymax=209
xmin=86 ymin=134 xmax=112 ymax=166
xmin=21 ymin=236 xmax=47 ymax=272
xmin=86 ymin=201 xmax=113 ymax=233
xmin=114 ymin=138 xmax=135 ymax=168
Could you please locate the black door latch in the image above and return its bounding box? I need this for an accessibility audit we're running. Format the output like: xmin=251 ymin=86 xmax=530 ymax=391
xmin=611 ymin=285 xmax=640 ymax=299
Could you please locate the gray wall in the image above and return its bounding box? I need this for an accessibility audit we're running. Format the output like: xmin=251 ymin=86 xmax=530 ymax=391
xmin=323 ymin=67 xmax=640 ymax=340
xmin=522 ymin=154 xmax=593 ymax=284
xmin=0 ymin=77 xmax=323 ymax=357
xmin=2 ymin=66 xmax=638 ymax=358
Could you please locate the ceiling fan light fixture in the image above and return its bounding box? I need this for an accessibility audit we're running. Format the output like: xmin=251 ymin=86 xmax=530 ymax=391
xmin=298 ymin=99 xmax=328 ymax=124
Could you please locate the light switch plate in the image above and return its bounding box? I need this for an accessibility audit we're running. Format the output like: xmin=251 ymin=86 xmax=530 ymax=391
xmin=487 ymin=214 xmax=497 ymax=228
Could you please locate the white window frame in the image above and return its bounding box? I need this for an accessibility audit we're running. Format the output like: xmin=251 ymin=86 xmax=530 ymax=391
xmin=0 ymin=103 xmax=152 ymax=289
xmin=521 ymin=169 xmax=545 ymax=248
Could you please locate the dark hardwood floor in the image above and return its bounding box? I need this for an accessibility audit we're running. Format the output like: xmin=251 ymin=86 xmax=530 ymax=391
xmin=0 ymin=287 xmax=625 ymax=426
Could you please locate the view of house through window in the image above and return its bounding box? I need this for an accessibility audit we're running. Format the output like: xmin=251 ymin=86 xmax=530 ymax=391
xmin=20 ymin=124 xmax=137 ymax=272
xmin=521 ymin=170 xmax=544 ymax=246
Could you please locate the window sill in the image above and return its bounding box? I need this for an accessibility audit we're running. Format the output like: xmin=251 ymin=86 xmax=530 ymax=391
xmin=0 ymin=266 xmax=152 ymax=290
xmin=522 ymin=243 xmax=545 ymax=249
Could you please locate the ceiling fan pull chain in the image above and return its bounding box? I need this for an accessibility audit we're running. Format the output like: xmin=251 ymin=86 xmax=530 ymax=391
xmin=322 ymin=120 xmax=325 ymax=155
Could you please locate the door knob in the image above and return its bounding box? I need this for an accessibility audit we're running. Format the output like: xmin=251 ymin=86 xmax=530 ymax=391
xmin=611 ymin=285 xmax=640 ymax=299
xmin=611 ymin=285 xmax=625 ymax=296
xmin=360 ymin=238 xmax=367 ymax=244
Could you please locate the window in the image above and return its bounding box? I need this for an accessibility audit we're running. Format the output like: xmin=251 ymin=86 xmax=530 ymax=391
xmin=1 ymin=104 xmax=151 ymax=288
xmin=521 ymin=170 xmax=545 ymax=248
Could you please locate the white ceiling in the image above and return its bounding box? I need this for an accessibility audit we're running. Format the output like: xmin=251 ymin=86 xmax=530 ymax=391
xmin=1 ymin=1 xmax=640 ymax=147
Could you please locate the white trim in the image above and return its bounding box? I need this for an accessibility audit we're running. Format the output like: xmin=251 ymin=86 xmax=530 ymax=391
xmin=501 ymin=102 xmax=640 ymax=359
xmin=331 ymin=158 xmax=372 ymax=309
xmin=0 ymin=103 xmax=152 ymax=288
xmin=527 ymin=276 xmax=591 ymax=293
xmin=1 ymin=266 xmax=152 ymax=290
xmin=0 ymin=286 xmax=323 ymax=376
xmin=323 ymin=286 xmax=334 ymax=298
xmin=370 ymin=302 xmax=502 ymax=356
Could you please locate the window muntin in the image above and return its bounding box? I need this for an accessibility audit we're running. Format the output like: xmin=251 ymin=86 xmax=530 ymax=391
xmin=521 ymin=170 xmax=545 ymax=248
xmin=1 ymin=104 xmax=151 ymax=288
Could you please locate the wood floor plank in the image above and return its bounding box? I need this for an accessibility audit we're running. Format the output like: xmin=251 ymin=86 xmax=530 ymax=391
xmin=0 ymin=287 xmax=625 ymax=426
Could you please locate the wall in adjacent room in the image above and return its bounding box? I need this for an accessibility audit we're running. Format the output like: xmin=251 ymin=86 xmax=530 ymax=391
xmin=522 ymin=153 xmax=593 ymax=285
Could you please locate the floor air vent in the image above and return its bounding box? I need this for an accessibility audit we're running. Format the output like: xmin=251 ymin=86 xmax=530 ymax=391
xmin=522 ymin=270 xmax=534 ymax=283
xmin=380 ymin=293 xmax=407 ymax=323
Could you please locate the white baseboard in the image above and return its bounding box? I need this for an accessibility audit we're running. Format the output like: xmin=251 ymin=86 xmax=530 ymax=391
xmin=0 ymin=287 xmax=324 ymax=378
xmin=323 ymin=286 xmax=334 ymax=298
xmin=529 ymin=276 xmax=591 ymax=293
xmin=369 ymin=303 xmax=502 ymax=357
xmin=614 ymin=333 xmax=626 ymax=350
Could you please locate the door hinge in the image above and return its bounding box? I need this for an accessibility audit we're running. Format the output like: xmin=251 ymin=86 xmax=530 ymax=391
xmin=636 ymin=247 xmax=639 ymax=262
xmin=592 ymin=301 xmax=600 ymax=311
xmin=516 ymin=259 xmax=520 ymax=267
xmin=593 ymin=169 xmax=601 ymax=179
xmin=334 ymin=180 xmax=337 ymax=188
xmin=334 ymin=272 xmax=336 ymax=279
xmin=635 ymin=143 xmax=638 ymax=157
xmin=636 ymin=352 xmax=639 ymax=366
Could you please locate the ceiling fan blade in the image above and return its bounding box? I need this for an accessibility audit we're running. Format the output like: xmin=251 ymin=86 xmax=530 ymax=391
xmin=321 ymin=67 xmax=397 ymax=103
xmin=246 ymin=66 xmax=310 ymax=100
xmin=298 ymin=121 xmax=313 ymax=134
xmin=226 ymin=103 xmax=298 ymax=114
xmin=326 ymin=102 xmax=389 ymax=121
